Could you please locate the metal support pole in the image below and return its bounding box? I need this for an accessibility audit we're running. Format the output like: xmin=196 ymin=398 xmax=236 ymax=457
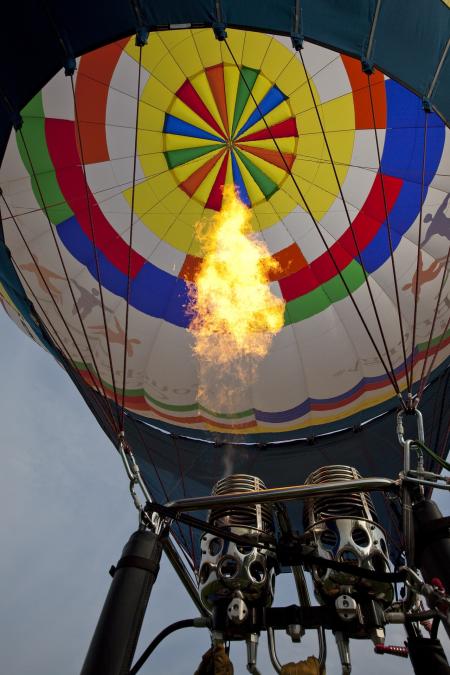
xmin=80 ymin=529 xmax=163 ymax=675
xmin=165 ymin=477 xmax=397 ymax=512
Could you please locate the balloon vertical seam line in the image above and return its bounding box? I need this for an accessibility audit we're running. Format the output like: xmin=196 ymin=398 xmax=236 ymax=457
xmin=16 ymin=127 xmax=120 ymax=423
xmin=10 ymin=252 xmax=118 ymax=436
xmin=0 ymin=193 xmax=119 ymax=434
xmin=1 ymin=177 xmax=118 ymax=431
xmin=416 ymin=246 xmax=450 ymax=402
xmin=418 ymin=313 xmax=450 ymax=403
xmin=121 ymin=44 xmax=143 ymax=432
xmin=409 ymin=113 xmax=429 ymax=393
xmin=366 ymin=72 xmax=411 ymax=394
xmin=69 ymin=75 xmax=122 ymax=425
xmin=19 ymin=113 xmax=122 ymax=426
xmin=224 ymin=38 xmax=403 ymax=403
xmin=12 ymin=251 xmax=88 ymax=377
xmin=298 ymin=47 xmax=402 ymax=400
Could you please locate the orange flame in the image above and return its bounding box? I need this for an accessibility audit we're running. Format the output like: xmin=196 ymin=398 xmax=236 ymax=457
xmin=188 ymin=185 xmax=285 ymax=415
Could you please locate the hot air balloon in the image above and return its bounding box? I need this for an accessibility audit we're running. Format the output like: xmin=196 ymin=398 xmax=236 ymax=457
xmin=0 ymin=2 xmax=449 ymax=673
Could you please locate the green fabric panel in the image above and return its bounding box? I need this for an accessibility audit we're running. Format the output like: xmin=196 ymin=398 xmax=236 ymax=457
xmin=22 ymin=94 xmax=45 ymax=118
xmin=17 ymin=94 xmax=73 ymax=225
xmin=284 ymin=260 xmax=365 ymax=324
xmin=74 ymin=361 xmax=254 ymax=418
xmin=417 ymin=326 xmax=450 ymax=351
xmin=235 ymin=147 xmax=279 ymax=198
xmin=232 ymin=66 xmax=259 ymax=136
xmin=164 ymin=143 xmax=221 ymax=168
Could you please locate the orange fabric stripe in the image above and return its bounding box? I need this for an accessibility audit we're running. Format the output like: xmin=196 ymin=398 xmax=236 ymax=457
xmin=179 ymin=148 xmax=226 ymax=196
xmin=75 ymin=39 xmax=128 ymax=164
xmin=180 ymin=242 xmax=308 ymax=284
xmin=205 ymin=64 xmax=229 ymax=136
xmin=236 ymin=143 xmax=295 ymax=170
xmin=180 ymin=254 xmax=203 ymax=282
xmin=341 ymin=54 xmax=386 ymax=129
xmin=268 ymin=243 xmax=308 ymax=281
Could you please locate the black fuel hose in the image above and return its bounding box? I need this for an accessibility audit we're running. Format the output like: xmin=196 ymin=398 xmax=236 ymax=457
xmin=129 ymin=618 xmax=209 ymax=675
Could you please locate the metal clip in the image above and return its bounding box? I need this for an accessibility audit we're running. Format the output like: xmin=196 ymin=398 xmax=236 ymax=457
xmin=118 ymin=432 xmax=159 ymax=530
xmin=397 ymin=407 xmax=425 ymax=476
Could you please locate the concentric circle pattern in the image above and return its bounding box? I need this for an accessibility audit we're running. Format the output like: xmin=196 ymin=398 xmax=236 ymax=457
xmin=1 ymin=28 xmax=449 ymax=437
xmin=163 ymin=64 xmax=298 ymax=211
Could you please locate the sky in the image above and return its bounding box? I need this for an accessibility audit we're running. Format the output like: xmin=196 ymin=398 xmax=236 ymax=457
xmin=0 ymin=308 xmax=448 ymax=675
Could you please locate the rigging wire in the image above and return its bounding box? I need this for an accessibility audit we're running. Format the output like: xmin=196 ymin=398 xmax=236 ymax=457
xmin=297 ymin=50 xmax=402 ymax=398
xmin=409 ymin=112 xmax=430 ymax=395
xmin=1 ymin=191 xmax=120 ymax=433
xmin=413 ymin=440 xmax=450 ymax=472
xmin=418 ymin=313 xmax=450 ymax=400
xmin=367 ymin=72 xmax=412 ymax=394
xmin=70 ymin=74 xmax=121 ymax=426
xmin=224 ymin=37 xmax=405 ymax=406
xmin=416 ymin=246 xmax=450 ymax=402
xmin=129 ymin=415 xmax=195 ymax=567
xmin=121 ymin=44 xmax=143 ymax=431
xmin=11 ymin=258 xmax=120 ymax=435
xmin=15 ymin=126 xmax=122 ymax=428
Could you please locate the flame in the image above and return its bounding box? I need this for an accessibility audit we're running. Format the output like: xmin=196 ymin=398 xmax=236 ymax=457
xmin=188 ymin=185 xmax=285 ymax=415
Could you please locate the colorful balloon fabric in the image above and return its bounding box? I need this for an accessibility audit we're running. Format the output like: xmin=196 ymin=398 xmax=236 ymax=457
xmin=1 ymin=28 xmax=449 ymax=437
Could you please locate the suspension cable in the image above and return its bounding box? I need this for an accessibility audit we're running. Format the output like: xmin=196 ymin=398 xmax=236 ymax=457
xmin=1 ymin=191 xmax=120 ymax=432
xmin=70 ymin=74 xmax=121 ymax=426
xmin=12 ymin=257 xmax=119 ymax=434
xmin=367 ymin=72 xmax=412 ymax=393
xmin=121 ymin=44 xmax=143 ymax=431
xmin=224 ymin=38 xmax=404 ymax=405
xmin=129 ymin=415 xmax=195 ymax=565
xmin=298 ymin=52 xmax=402 ymax=396
xmin=15 ymin=128 xmax=122 ymax=428
xmin=409 ymin=112 xmax=430 ymax=395
xmin=417 ymin=246 xmax=450 ymax=402
xmin=418 ymin=313 xmax=450 ymax=399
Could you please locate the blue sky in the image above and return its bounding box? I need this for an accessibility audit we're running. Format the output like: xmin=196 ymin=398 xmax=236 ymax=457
xmin=0 ymin=309 xmax=448 ymax=674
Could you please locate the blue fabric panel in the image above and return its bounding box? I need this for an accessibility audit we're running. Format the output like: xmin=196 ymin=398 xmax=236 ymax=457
xmin=235 ymin=85 xmax=287 ymax=138
xmin=57 ymin=217 xmax=128 ymax=298
xmin=231 ymin=152 xmax=251 ymax=206
xmin=131 ymin=268 xmax=188 ymax=327
xmin=360 ymin=81 xmax=445 ymax=273
xmin=57 ymin=216 xmax=190 ymax=327
xmin=164 ymin=114 xmax=224 ymax=143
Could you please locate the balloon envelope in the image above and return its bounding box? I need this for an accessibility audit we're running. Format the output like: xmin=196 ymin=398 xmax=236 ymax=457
xmin=1 ymin=29 xmax=449 ymax=438
xmin=0 ymin=4 xmax=449 ymax=566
